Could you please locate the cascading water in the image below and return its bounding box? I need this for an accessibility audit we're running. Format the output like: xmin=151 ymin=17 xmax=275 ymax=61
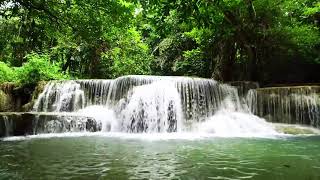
xmin=2 ymin=116 xmax=13 ymax=136
xmin=196 ymin=97 xmax=277 ymax=137
xmin=30 ymin=75 xmax=278 ymax=136
xmin=33 ymin=81 xmax=85 ymax=112
xmin=117 ymin=81 xmax=183 ymax=133
xmin=247 ymin=86 xmax=320 ymax=127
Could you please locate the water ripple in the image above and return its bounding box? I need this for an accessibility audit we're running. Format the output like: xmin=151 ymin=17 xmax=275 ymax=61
xmin=0 ymin=136 xmax=320 ymax=180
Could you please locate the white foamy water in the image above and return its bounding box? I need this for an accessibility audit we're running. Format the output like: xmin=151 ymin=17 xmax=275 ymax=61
xmin=196 ymin=111 xmax=277 ymax=137
xmin=0 ymin=75 xmax=293 ymax=139
xmin=1 ymin=131 xmax=281 ymax=142
xmin=118 ymin=81 xmax=183 ymax=133
xmin=195 ymin=98 xmax=278 ymax=137
xmin=77 ymin=106 xmax=117 ymax=132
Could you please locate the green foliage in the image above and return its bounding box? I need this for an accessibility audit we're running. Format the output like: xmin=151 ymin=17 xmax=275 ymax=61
xmin=0 ymin=62 xmax=16 ymax=83
xmin=0 ymin=52 xmax=67 ymax=85
xmin=304 ymin=2 xmax=320 ymax=16
xmin=284 ymin=25 xmax=319 ymax=48
xmin=175 ymin=48 xmax=206 ymax=76
xmin=138 ymin=0 xmax=320 ymax=82
xmin=15 ymin=53 xmax=68 ymax=85
xmin=0 ymin=0 xmax=319 ymax=84
xmin=184 ymin=28 xmax=211 ymax=45
xmin=102 ymin=28 xmax=152 ymax=78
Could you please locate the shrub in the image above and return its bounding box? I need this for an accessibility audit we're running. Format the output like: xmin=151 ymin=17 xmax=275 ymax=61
xmin=16 ymin=53 xmax=68 ymax=85
xmin=0 ymin=62 xmax=16 ymax=83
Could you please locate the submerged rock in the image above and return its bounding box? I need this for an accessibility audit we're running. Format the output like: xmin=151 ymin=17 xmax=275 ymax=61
xmin=275 ymin=124 xmax=319 ymax=135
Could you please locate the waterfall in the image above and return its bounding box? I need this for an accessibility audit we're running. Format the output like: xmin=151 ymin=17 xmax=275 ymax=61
xmin=33 ymin=81 xmax=85 ymax=112
xmin=30 ymin=75 xmax=278 ymax=135
xmin=117 ymin=81 xmax=183 ymax=133
xmin=34 ymin=76 xmax=244 ymax=120
xmin=247 ymin=86 xmax=320 ymax=127
xmin=2 ymin=116 xmax=13 ymax=136
xmin=0 ymin=115 xmax=14 ymax=137
xmin=196 ymin=97 xmax=277 ymax=137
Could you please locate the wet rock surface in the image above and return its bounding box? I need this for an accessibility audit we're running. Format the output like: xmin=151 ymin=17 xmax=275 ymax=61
xmin=0 ymin=112 xmax=99 ymax=138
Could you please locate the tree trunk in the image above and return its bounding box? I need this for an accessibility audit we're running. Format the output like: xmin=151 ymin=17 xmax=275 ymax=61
xmin=223 ymin=10 xmax=259 ymax=81
xmin=212 ymin=40 xmax=236 ymax=81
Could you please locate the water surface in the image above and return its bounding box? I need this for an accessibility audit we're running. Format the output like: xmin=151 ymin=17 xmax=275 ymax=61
xmin=1 ymin=135 xmax=320 ymax=180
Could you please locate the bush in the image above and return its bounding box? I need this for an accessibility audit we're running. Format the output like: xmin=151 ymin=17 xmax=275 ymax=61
xmin=0 ymin=62 xmax=16 ymax=83
xmin=101 ymin=28 xmax=152 ymax=78
xmin=175 ymin=48 xmax=206 ymax=76
xmin=16 ymin=53 xmax=68 ymax=85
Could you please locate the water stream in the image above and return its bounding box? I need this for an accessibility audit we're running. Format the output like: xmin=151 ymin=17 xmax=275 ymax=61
xmin=247 ymin=87 xmax=320 ymax=127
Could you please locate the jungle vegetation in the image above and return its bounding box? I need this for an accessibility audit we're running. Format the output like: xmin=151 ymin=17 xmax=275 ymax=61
xmin=0 ymin=0 xmax=319 ymax=86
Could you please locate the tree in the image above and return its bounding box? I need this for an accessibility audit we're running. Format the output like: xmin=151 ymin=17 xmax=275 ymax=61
xmin=138 ymin=0 xmax=320 ymax=83
xmin=0 ymin=0 xmax=319 ymax=84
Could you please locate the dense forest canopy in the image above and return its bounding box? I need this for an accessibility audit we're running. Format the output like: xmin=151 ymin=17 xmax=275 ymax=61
xmin=0 ymin=0 xmax=319 ymax=86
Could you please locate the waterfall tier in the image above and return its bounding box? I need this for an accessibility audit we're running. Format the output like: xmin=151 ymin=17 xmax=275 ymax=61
xmin=247 ymin=86 xmax=320 ymax=127
xmin=33 ymin=76 xmax=245 ymax=121
xmin=30 ymin=75 xmax=269 ymax=134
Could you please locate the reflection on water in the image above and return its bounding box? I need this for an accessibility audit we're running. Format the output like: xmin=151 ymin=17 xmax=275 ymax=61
xmin=1 ymin=136 xmax=320 ymax=180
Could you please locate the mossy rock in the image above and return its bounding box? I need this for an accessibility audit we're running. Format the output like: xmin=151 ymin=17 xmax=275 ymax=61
xmin=21 ymin=101 xmax=35 ymax=112
xmin=0 ymin=90 xmax=14 ymax=112
xmin=20 ymin=81 xmax=47 ymax=112
xmin=32 ymin=81 xmax=47 ymax=100
xmin=276 ymin=125 xmax=317 ymax=135
xmin=0 ymin=81 xmax=47 ymax=112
